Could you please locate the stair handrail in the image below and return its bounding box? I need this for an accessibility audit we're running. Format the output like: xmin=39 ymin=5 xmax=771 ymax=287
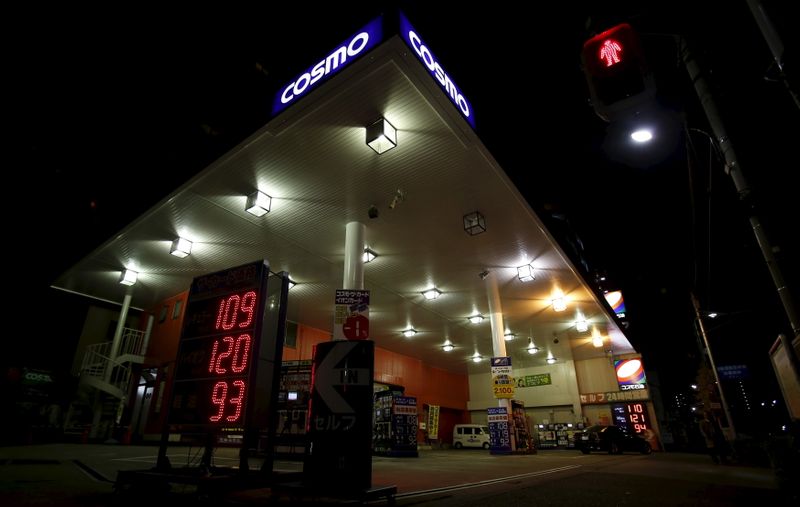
xmin=79 ymin=342 xmax=132 ymax=396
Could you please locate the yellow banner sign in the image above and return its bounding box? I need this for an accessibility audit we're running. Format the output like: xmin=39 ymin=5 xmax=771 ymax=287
xmin=492 ymin=373 xmax=515 ymax=399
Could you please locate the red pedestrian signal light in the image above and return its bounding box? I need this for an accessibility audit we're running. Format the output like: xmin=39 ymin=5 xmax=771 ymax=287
xmin=581 ymin=23 xmax=655 ymax=121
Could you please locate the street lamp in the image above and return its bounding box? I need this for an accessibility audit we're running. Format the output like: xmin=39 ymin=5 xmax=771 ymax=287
xmin=691 ymin=292 xmax=736 ymax=439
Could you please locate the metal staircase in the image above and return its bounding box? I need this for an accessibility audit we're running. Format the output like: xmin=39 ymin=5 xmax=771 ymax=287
xmin=67 ymin=328 xmax=147 ymax=440
xmin=79 ymin=328 xmax=145 ymax=397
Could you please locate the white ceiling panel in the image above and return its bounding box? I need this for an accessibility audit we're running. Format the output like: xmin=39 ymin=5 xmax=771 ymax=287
xmin=53 ymin=37 xmax=634 ymax=374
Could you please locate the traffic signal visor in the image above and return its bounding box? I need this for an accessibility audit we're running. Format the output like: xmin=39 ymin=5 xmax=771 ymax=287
xmin=582 ymin=23 xmax=654 ymax=120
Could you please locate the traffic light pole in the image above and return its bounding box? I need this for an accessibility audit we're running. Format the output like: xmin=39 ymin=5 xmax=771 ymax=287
xmin=680 ymin=37 xmax=800 ymax=341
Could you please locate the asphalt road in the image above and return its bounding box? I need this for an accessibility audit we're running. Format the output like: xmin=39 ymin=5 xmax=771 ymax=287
xmin=0 ymin=444 xmax=790 ymax=506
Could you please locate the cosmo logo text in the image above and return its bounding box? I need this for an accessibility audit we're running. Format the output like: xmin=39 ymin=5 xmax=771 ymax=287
xmin=399 ymin=13 xmax=475 ymax=128
xmin=273 ymin=18 xmax=383 ymax=115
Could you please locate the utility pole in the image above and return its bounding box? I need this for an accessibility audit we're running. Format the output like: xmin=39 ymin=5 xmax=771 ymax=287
xmin=691 ymin=293 xmax=737 ymax=439
xmin=746 ymin=0 xmax=800 ymax=111
xmin=680 ymin=37 xmax=800 ymax=341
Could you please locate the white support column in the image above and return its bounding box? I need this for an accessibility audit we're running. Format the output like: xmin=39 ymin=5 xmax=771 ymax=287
xmin=335 ymin=222 xmax=366 ymax=342
xmin=484 ymin=273 xmax=510 ymax=413
xmin=141 ymin=313 xmax=155 ymax=356
xmin=343 ymin=222 xmax=365 ymax=290
xmin=106 ymin=287 xmax=133 ymax=382
xmin=109 ymin=288 xmax=133 ymax=361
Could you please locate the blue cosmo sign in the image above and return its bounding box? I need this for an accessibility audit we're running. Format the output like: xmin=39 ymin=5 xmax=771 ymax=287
xmin=273 ymin=17 xmax=383 ymax=115
xmin=399 ymin=13 xmax=475 ymax=128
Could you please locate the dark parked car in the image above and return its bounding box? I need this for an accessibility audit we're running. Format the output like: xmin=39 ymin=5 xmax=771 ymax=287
xmin=574 ymin=425 xmax=652 ymax=454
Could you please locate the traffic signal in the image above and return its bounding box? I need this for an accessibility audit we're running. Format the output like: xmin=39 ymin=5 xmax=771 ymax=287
xmin=581 ymin=23 xmax=655 ymax=121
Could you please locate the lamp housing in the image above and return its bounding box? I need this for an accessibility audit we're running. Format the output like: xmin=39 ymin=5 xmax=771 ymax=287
xmin=366 ymin=117 xmax=397 ymax=154
xmin=170 ymin=237 xmax=193 ymax=258
xmin=119 ymin=269 xmax=138 ymax=286
xmin=246 ymin=190 xmax=272 ymax=217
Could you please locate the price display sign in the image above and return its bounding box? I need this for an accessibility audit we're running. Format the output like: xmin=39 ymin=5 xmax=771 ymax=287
xmin=487 ymin=407 xmax=512 ymax=455
xmin=169 ymin=261 xmax=269 ymax=427
xmin=612 ymin=402 xmax=651 ymax=434
xmin=624 ymin=402 xmax=650 ymax=433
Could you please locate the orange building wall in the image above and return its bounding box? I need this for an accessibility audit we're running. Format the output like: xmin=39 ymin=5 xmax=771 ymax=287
xmin=144 ymin=290 xmax=189 ymax=368
xmin=282 ymin=324 xmax=330 ymax=361
xmin=142 ymin=290 xmax=188 ymax=435
xmin=373 ymin=348 xmax=469 ymax=410
xmin=281 ymin=324 xmax=468 ymax=410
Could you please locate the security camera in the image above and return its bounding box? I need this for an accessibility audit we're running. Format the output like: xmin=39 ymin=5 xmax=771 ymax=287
xmin=553 ymin=337 xmax=560 ymax=344
xmin=368 ymin=205 xmax=379 ymax=219
xmin=478 ymin=270 xmax=490 ymax=280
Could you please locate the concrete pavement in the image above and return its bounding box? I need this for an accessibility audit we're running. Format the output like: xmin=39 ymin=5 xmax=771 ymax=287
xmin=0 ymin=444 xmax=784 ymax=506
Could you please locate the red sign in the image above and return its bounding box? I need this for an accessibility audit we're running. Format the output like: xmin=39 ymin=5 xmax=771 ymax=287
xmin=334 ymin=289 xmax=370 ymax=341
xmin=343 ymin=314 xmax=369 ymax=340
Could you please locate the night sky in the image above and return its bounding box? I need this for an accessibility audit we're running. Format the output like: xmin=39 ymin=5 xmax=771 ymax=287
xmin=10 ymin=2 xmax=799 ymax=426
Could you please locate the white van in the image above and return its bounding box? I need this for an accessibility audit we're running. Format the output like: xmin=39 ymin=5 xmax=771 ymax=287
xmin=452 ymin=424 xmax=490 ymax=449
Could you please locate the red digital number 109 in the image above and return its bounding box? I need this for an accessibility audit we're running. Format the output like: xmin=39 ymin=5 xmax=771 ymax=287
xmin=207 ymin=291 xmax=257 ymax=423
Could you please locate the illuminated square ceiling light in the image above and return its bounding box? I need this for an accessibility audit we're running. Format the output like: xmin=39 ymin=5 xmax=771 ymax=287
xmin=402 ymin=328 xmax=417 ymax=338
xmin=517 ymin=264 xmax=535 ymax=282
xmin=363 ymin=247 xmax=378 ymax=263
xmin=245 ymin=190 xmax=272 ymax=217
xmin=591 ymin=327 xmax=605 ymax=348
xmin=170 ymin=237 xmax=193 ymax=258
xmin=468 ymin=314 xmax=484 ymax=324
xmin=366 ymin=117 xmax=397 ymax=154
xmin=463 ymin=211 xmax=486 ymax=236
xmin=504 ymin=332 xmax=516 ymax=341
xmin=119 ymin=269 xmax=138 ymax=286
xmin=421 ymin=288 xmax=442 ymax=300
xmin=575 ymin=318 xmax=588 ymax=333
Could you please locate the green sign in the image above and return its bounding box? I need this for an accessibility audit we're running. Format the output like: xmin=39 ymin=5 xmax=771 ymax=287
xmin=516 ymin=373 xmax=551 ymax=388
